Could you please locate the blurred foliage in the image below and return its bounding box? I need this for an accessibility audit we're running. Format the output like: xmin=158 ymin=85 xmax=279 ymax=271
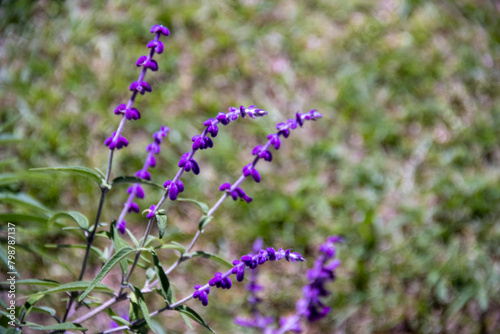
xmin=0 ymin=0 xmax=499 ymax=333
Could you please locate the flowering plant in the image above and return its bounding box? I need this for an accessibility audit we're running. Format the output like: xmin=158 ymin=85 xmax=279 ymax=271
xmin=1 ymin=24 xmax=339 ymax=334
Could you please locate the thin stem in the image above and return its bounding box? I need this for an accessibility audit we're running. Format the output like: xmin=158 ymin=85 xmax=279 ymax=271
xmin=62 ymin=188 xmax=107 ymax=322
xmin=72 ymin=294 xmax=127 ymax=324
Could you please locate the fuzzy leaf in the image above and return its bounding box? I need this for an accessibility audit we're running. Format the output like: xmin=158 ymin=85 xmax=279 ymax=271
xmin=0 ymin=193 xmax=51 ymax=215
xmin=150 ymin=250 xmax=173 ymax=304
xmin=174 ymin=305 xmax=215 ymax=333
xmin=25 ymin=322 xmax=87 ymax=331
xmin=177 ymin=198 xmax=209 ymax=214
xmin=198 ymin=215 xmax=214 ymax=231
xmin=132 ymin=286 xmax=157 ymax=334
xmin=25 ymin=281 xmax=113 ymax=299
xmin=155 ymin=211 xmax=167 ymax=239
xmin=48 ymin=211 xmax=89 ymax=230
xmin=78 ymin=247 xmax=134 ymax=302
xmin=112 ymin=176 xmax=164 ymax=189
xmin=189 ymin=251 xmax=233 ymax=269
xmin=30 ymin=166 xmax=104 ymax=186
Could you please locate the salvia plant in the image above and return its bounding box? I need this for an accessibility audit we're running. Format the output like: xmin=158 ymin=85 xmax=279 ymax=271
xmin=1 ymin=24 xmax=341 ymax=333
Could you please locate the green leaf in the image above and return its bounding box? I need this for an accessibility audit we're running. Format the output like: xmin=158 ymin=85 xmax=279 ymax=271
xmin=1 ymin=279 xmax=59 ymax=287
xmin=132 ymin=286 xmax=157 ymax=334
xmin=189 ymin=251 xmax=233 ymax=269
xmin=30 ymin=306 xmax=56 ymax=316
xmin=111 ymin=176 xmax=164 ymax=190
xmin=0 ymin=193 xmax=51 ymax=215
xmin=157 ymin=241 xmax=186 ymax=254
xmin=111 ymin=315 xmax=131 ymax=327
xmin=155 ymin=211 xmax=167 ymax=239
xmin=177 ymin=198 xmax=209 ymax=214
xmin=25 ymin=322 xmax=87 ymax=331
xmin=174 ymin=305 xmax=215 ymax=333
xmin=150 ymin=250 xmax=173 ymax=304
xmin=198 ymin=215 xmax=214 ymax=231
xmin=48 ymin=211 xmax=89 ymax=230
xmin=78 ymin=247 xmax=134 ymax=302
xmin=18 ymin=295 xmax=44 ymax=321
xmin=29 ymin=166 xmax=104 ymax=186
xmin=110 ymin=224 xmax=130 ymax=277
xmin=24 ymin=281 xmax=113 ymax=299
xmin=0 ymin=213 xmax=48 ymax=224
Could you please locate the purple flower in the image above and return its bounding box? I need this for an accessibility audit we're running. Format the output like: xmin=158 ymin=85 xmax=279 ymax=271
xmin=296 ymin=236 xmax=342 ymax=323
xmin=115 ymin=125 xmax=169 ymax=233
xmin=192 ymin=243 xmax=304 ymax=307
xmin=163 ymin=180 xmax=185 ymax=201
xmin=129 ymin=80 xmax=152 ymax=95
xmin=146 ymin=205 xmax=156 ymax=219
xmin=147 ymin=39 xmax=164 ymax=54
xmin=193 ymin=285 xmax=209 ymax=306
xmin=136 ymin=55 xmax=158 ymax=71
xmin=117 ymin=220 xmax=126 ymax=234
xmin=104 ymin=132 xmax=129 ymax=150
xmin=242 ymin=164 xmax=261 ymax=183
xmin=150 ymin=24 xmax=170 ymax=36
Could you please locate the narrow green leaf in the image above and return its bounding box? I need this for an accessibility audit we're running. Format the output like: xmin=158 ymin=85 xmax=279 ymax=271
xmin=111 ymin=176 xmax=164 ymax=190
xmin=18 ymin=295 xmax=44 ymax=321
xmin=0 ymin=213 xmax=48 ymax=224
xmin=110 ymin=224 xmax=130 ymax=277
xmin=111 ymin=315 xmax=131 ymax=327
xmin=29 ymin=166 xmax=103 ymax=186
xmin=155 ymin=212 xmax=167 ymax=239
xmin=25 ymin=322 xmax=87 ymax=331
xmin=150 ymin=250 xmax=172 ymax=304
xmin=198 ymin=215 xmax=214 ymax=231
xmin=190 ymin=251 xmax=233 ymax=269
xmin=174 ymin=305 xmax=215 ymax=333
xmin=30 ymin=306 xmax=56 ymax=316
xmin=132 ymin=286 xmax=157 ymax=333
xmin=157 ymin=241 xmax=186 ymax=254
xmin=177 ymin=198 xmax=209 ymax=214
xmin=1 ymin=279 xmax=59 ymax=287
xmin=126 ymin=228 xmax=140 ymax=248
xmin=0 ymin=193 xmax=51 ymax=215
xmin=48 ymin=211 xmax=89 ymax=230
xmin=24 ymin=281 xmax=113 ymax=299
xmin=78 ymin=247 xmax=134 ymax=302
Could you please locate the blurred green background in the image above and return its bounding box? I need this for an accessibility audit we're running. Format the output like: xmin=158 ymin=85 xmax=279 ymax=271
xmin=1 ymin=0 xmax=499 ymax=333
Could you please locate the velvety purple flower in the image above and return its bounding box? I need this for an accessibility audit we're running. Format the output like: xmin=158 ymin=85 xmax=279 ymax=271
xmin=147 ymin=39 xmax=164 ymax=54
xmin=150 ymin=24 xmax=170 ymax=36
xmin=129 ymin=80 xmax=152 ymax=95
xmin=128 ymin=202 xmax=140 ymax=213
xmin=104 ymin=132 xmax=129 ymax=150
xmin=136 ymin=55 xmax=158 ymax=71
xmin=117 ymin=220 xmax=126 ymax=234
xmin=230 ymin=187 xmax=252 ymax=203
xmin=127 ymin=184 xmax=145 ymax=199
xmin=193 ymin=243 xmax=304 ymax=307
xmin=115 ymin=125 xmax=169 ymax=233
xmin=252 ymin=145 xmax=273 ymax=161
xmin=146 ymin=205 xmax=156 ymax=219
xmin=125 ymin=108 xmax=141 ymax=120
xmin=219 ymin=183 xmax=231 ymax=191
xmin=163 ymin=180 xmax=185 ymax=201
xmin=242 ymin=164 xmax=261 ymax=183
xmin=193 ymin=285 xmax=210 ymax=306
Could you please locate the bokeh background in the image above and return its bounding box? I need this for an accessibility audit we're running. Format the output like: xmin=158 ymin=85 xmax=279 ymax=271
xmin=1 ymin=0 xmax=500 ymax=333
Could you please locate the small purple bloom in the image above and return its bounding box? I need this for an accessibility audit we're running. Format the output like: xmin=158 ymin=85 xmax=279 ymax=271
xmin=150 ymin=24 xmax=170 ymax=36
xmin=128 ymin=202 xmax=140 ymax=213
xmin=135 ymin=169 xmax=151 ymax=181
xmin=104 ymin=132 xmax=129 ymax=150
xmin=147 ymin=39 xmax=165 ymax=54
xmin=127 ymin=184 xmax=145 ymax=199
xmin=146 ymin=205 xmax=156 ymax=219
xmin=219 ymin=183 xmax=231 ymax=191
xmin=117 ymin=220 xmax=126 ymax=234
xmin=129 ymin=81 xmax=152 ymax=95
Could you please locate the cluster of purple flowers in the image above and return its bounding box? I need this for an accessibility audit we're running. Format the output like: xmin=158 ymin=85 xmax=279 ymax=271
xmin=116 ymin=126 xmax=169 ymax=233
xmin=192 ymin=245 xmax=305 ymax=307
xmin=104 ymin=25 xmax=169 ymax=150
xmin=161 ymin=105 xmax=267 ymax=202
xmin=234 ymin=236 xmax=342 ymax=333
xmin=218 ymin=109 xmax=323 ymax=205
